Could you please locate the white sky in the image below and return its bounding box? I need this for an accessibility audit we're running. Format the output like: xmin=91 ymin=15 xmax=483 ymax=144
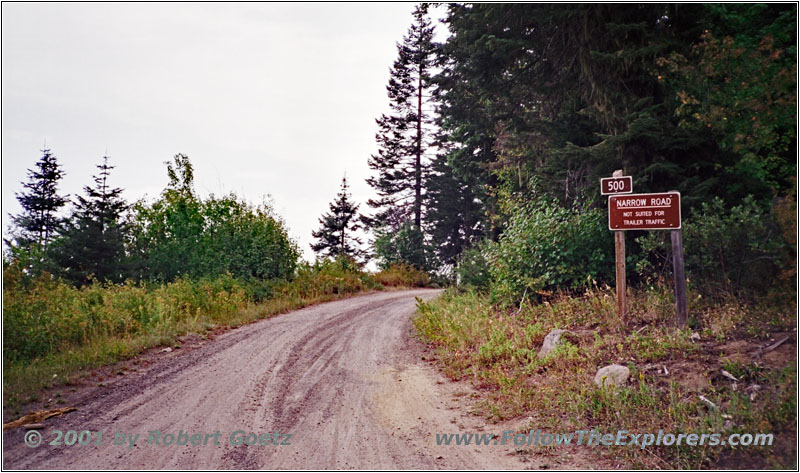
xmin=2 ymin=2 xmax=447 ymax=263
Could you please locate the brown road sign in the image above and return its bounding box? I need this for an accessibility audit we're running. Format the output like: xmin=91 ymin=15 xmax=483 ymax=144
xmin=608 ymin=192 xmax=681 ymax=230
xmin=600 ymin=176 xmax=633 ymax=195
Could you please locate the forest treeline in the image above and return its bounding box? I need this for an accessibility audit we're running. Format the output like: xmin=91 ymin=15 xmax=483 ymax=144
xmin=5 ymin=152 xmax=299 ymax=286
xmin=346 ymin=3 xmax=795 ymax=301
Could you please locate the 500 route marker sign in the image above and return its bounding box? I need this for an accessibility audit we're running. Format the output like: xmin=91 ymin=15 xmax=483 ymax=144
xmin=608 ymin=192 xmax=681 ymax=230
xmin=600 ymin=176 xmax=633 ymax=195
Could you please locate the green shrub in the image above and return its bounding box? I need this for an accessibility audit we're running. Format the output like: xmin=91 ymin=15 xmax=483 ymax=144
xmin=123 ymin=155 xmax=299 ymax=284
xmin=2 ymin=254 xmax=389 ymax=366
xmin=636 ymin=196 xmax=792 ymax=299
xmin=128 ymin=193 xmax=299 ymax=282
xmin=3 ymin=251 xmax=387 ymax=402
xmin=455 ymin=241 xmax=492 ymax=290
xmin=488 ymin=197 xmax=614 ymax=304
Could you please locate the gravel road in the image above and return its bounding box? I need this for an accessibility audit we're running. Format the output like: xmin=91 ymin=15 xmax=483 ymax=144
xmin=3 ymin=289 xmax=529 ymax=470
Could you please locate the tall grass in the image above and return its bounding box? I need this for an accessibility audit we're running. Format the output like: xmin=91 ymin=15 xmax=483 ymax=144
xmin=4 ymin=269 xmax=249 ymax=364
xmin=373 ymin=263 xmax=430 ymax=288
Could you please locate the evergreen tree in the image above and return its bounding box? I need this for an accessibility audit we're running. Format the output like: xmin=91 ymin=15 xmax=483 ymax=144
xmin=8 ymin=148 xmax=69 ymax=251
xmin=373 ymin=221 xmax=430 ymax=270
xmin=365 ymin=3 xmax=437 ymax=230
xmin=435 ymin=4 xmax=715 ymax=214
xmin=311 ymin=176 xmax=365 ymax=261
xmin=52 ymin=156 xmax=129 ymax=284
xmin=424 ymin=151 xmax=483 ymax=268
xmin=6 ymin=149 xmax=69 ymax=276
xmin=656 ymin=3 xmax=797 ymax=202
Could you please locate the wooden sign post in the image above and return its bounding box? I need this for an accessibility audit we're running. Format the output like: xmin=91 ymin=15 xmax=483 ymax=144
xmin=607 ymin=189 xmax=687 ymax=327
xmin=614 ymin=230 xmax=627 ymax=320
xmin=603 ymin=170 xmax=632 ymax=320
xmin=671 ymin=228 xmax=688 ymax=327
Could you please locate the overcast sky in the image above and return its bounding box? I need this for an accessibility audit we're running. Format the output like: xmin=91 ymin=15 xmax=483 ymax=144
xmin=2 ymin=2 xmax=446 ymax=262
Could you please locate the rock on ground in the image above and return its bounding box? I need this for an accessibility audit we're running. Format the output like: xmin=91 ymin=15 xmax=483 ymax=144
xmin=538 ymin=329 xmax=570 ymax=358
xmin=594 ymin=364 xmax=630 ymax=388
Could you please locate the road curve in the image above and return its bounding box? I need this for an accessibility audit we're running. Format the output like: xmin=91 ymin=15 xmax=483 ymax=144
xmin=3 ymin=289 xmax=525 ymax=470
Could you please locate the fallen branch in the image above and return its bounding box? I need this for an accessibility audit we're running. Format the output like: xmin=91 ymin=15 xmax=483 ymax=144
xmin=3 ymin=407 xmax=76 ymax=431
xmin=753 ymin=335 xmax=790 ymax=356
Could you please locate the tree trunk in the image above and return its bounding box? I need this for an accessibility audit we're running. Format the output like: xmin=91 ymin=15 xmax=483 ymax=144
xmin=415 ymin=67 xmax=423 ymax=229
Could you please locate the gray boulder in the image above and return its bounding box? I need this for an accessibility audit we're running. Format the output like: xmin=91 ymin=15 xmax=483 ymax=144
xmin=538 ymin=329 xmax=570 ymax=358
xmin=594 ymin=364 xmax=630 ymax=388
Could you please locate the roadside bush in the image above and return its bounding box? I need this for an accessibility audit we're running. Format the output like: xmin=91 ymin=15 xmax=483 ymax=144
xmin=636 ymin=196 xmax=793 ymax=299
xmin=3 ymin=254 xmax=389 ymax=401
xmin=128 ymin=193 xmax=299 ymax=282
xmin=124 ymin=156 xmax=299 ymax=283
xmin=455 ymin=240 xmax=492 ymax=290
xmin=488 ymin=197 xmax=614 ymax=304
xmin=2 ymin=251 xmax=391 ymax=366
xmin=374 ymin=263 xmax=430 ymax=287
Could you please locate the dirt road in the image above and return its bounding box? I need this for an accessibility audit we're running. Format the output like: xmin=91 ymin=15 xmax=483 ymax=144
xmin=3 ymin=289 xmax=533 ymax=470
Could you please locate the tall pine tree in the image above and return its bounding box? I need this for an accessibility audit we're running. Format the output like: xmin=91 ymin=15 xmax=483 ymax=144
xmin=424 ymin=151 xmax=483 ymax=267
xmin=52 ymin=156 xmax=129 ymax=284
xmin=7 ymin=148 xmax=69 ymax=255
xmin=365 ymin=4 xmax=437 ymax=230
xmin=311 ymin=176 xmax=365 ymax=261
